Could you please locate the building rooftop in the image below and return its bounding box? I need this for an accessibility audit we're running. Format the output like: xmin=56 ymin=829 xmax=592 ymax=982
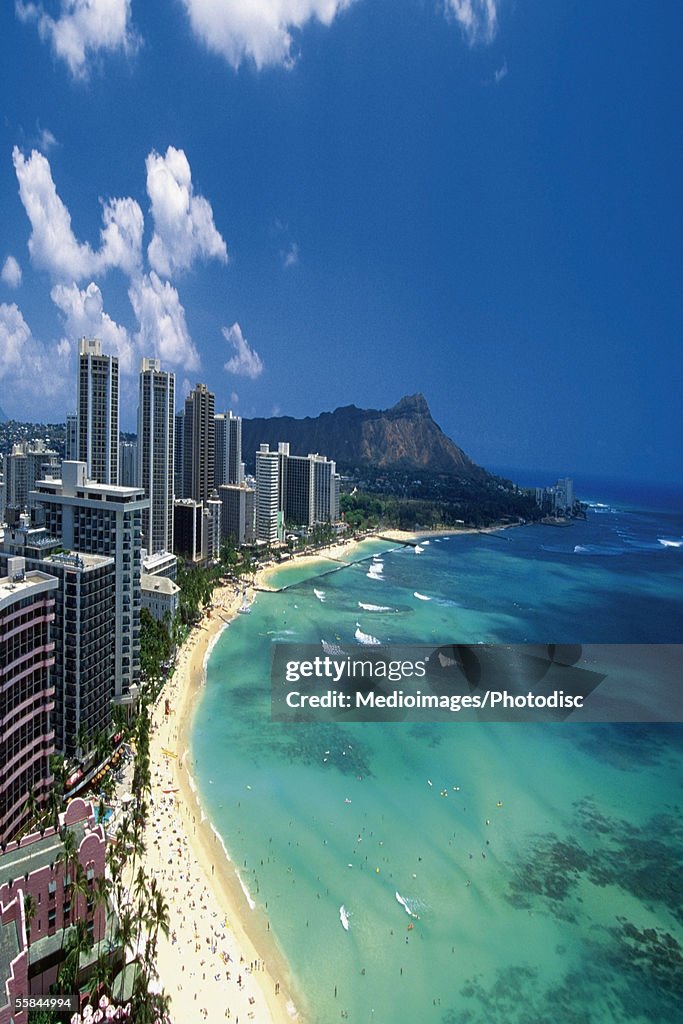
xmin=0 ymin=911 xmax=21 ymax=1003
xmin=0 ymin=569 xmax=58 ymax=611
xmin=44 ymin=551 xmax=114 ymax=571
xmin=140 ymin=574 xmax=180 ymax=596
xmin=142 ymin=550 xmax=177 ymax=571
xmin=0 ymin=822 xmax=87 ymax=888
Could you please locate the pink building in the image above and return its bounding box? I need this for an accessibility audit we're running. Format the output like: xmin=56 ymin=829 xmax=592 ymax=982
xmin=0 ymin=559 xmax=58 ymax=845
xmin=0 ymin=799 xmax=107 ymax=1024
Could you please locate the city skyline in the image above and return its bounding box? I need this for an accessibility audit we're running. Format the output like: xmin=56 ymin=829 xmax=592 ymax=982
xmin=1 ymin=2 xmax=681 ymax=484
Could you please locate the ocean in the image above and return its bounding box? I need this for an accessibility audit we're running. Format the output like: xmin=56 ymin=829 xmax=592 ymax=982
xmin=191 ymin=483 xmax=683 ymax=1024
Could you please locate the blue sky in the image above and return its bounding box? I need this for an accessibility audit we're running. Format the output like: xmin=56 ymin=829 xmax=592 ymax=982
xmin=1 ymin=1 xmax=681 ymax=484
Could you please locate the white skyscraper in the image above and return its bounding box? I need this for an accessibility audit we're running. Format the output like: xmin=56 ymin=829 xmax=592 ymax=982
xmin=77 ymin=338 xmax=119 ymax=486
xmin=214 ymin=410 xmax=243 ymax=488
xmin=255 ymin=444 xmax=282 ymax=543
xmin=138 ymin=358 xmax=175 ymax=554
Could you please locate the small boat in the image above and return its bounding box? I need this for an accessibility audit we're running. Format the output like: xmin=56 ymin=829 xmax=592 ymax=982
xmin=339 ymin=905 xmax=350 ymax=930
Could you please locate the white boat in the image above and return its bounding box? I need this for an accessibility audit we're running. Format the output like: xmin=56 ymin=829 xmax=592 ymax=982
xmin=339 ymin=905 xmax=350 ymax=930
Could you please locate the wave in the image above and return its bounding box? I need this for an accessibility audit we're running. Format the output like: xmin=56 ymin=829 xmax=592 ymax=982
xmin=355 ymin=623 xmax=381 ymax=645
xmin=211 ymin=822 xmax=232 ymax=862
xmin=314 ymin=588 xmax=326 ymax=602
xmin=235 ymin=870 xmax=256 ymax=910
xmin=395 ymin=891 xmax=419 ymax=918
xmin=366 ymin=566 xmax=384 ymax=580
xmin=573 ymin=544 xmax=625 ymax=556
xmin=358 ymin=601 xmax=393 ymax=612
xmin=414 ymin=545 xmax=424 ymax=554
xmin=414 ymin=592 xmax=431 ymax=601
xmin=658 ymin=538 xmax=683 ymax=548
xmin=435 ymin=598 xmax=460 ymax=608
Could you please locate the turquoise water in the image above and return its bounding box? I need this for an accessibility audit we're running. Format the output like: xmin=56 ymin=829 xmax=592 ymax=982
xmin=192 ymin=494 xmax=683 ymax=1023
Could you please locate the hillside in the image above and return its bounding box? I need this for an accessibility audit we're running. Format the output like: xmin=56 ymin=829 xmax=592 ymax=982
xmin=242 ymin=394 xmax=487 ymax=477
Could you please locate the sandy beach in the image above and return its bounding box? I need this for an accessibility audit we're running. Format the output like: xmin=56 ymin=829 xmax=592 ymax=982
xmin=143 ymin=582 xmax=300 ymax=1024
xmin=141 ymin=534 xmax=382 ymax=1022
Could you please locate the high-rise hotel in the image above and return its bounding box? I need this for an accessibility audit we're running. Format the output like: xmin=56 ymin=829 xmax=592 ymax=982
xmin=182 ymin=383 xmax=215 ymax=504
xmin=215 ymin=410 xmax=243 ymax=487
xmin=32 ymin=462 xmax=147 ymax=708
xmin=138 ymin=358 xmax=175 ymax=555
xmin=77 ymin=338 xmax=119 ymax=486
xmin=0 ymin=559 xmax=58 ymax=844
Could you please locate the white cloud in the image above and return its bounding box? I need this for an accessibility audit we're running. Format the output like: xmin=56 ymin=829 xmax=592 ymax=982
xmin=445 ymin=0 xmax=498 ymax=46
xmin=1 ymin=256 xmax=22 ymax=289
xmin=0 ymin=301 xmax=69 ymax=400
xmin=230 ymin=391 xmax=239 ymax=406
xmin=129 ymin=272 xmax=200 ymax=371
xmin=16 ymin=0 xmax=138 ymax=79
xmin=282 ymin=241 xmax=299 ymax=268
xmin=0 ymin=303 xmax=29 ymax=375
xmin=37 ymin=126 xmax=58 ymax=153
xmin=51 ymin=280 xmax=135 ymax=373
xmin=99 ymin=195 xmax=144 ymax=277
xmin=223 ymin=322 xmax=264 ymax=379
xmin=13 ymin=146 xmax=99 ymax=279
xmin=181 ymin=0 xmax=356 ymax=70
xmin=146 ymin=146 xmax=227 ymax=277
xmin=12 ymin=147 xmax=144 ymax=282
xmin=494 ymin=58 xmax=508 ymax=83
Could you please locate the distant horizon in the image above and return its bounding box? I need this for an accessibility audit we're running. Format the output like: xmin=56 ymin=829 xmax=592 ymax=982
xmin=1 ymin=402 xmax=681 ymax=494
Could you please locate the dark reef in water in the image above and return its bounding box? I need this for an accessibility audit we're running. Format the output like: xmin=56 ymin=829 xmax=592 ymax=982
xmin=449 ymin=933 xmax=682 ymax=1024
xmin=470 ymin=795 xmax=683 ymax=1023
xmin=277 ymin=723 xmax=373 ymax=777
xmin=505 ymin=798 xmax=683 ymax=925
xmin=569 ymin=723 xmax=683 ymax=774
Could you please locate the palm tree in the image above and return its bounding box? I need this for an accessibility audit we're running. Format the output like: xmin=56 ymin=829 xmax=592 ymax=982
xmin=92 ymin=874 xmax=111 ymax=937
xmin=70 ymin=863 xmax=90 ymax=925
xmin=115 ymin=906 xmax=135 ymax=967
xmin=44 ymin=788 xmax=61 ymax=834
xmin=23 ymin=892 xmax=37 ymax=945
xmin=23 ymin=786 xmax=38 ymax=834
xmin=65 ymin=917 xmax=92 ymax=989
xmin=76 ymin=722 xmax=89 ymax=760
xmin=145 ymin=885 xmax=170 ymax=965
xmin=56 ymin=828 xmax=78 ymax=953
xmin=88 ymin=950 xmax=112 ymax=1004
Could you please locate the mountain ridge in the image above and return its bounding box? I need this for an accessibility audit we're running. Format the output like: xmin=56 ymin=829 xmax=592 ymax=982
xmin=241 ymin=394 xmax=487 ymax=477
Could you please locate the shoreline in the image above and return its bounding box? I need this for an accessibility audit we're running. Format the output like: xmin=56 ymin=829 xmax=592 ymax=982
xmin=143 ymin=522 xmax=522 ymax=1022
xmin=144 ymin=582 xmax=302 ymax=1024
